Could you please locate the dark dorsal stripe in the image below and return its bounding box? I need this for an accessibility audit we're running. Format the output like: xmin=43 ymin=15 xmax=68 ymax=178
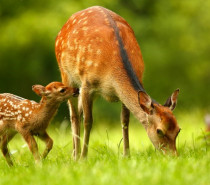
xmin=102 ymin=8 xmax=146 ymax=93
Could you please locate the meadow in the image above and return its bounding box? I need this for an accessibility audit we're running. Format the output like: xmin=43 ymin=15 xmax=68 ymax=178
xmin=0 ymin=109 xmax=209 ymax=185
xmin=0 ymin=1 xmax=209 ymax=185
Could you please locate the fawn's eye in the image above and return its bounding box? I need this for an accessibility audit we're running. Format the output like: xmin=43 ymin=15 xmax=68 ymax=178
xmin=59 ymin=88 xmax=66 ymax=93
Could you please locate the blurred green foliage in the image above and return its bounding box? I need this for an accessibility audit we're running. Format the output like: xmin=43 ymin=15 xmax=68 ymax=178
xmin=0 ymin=0 xmax=209 ymax=121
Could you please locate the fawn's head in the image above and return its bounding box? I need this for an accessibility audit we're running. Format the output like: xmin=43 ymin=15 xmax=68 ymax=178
xmin=139 ymin=89 xmax=180 ymax=155
xmin=32 ymin=82 xmax=79 ymax=103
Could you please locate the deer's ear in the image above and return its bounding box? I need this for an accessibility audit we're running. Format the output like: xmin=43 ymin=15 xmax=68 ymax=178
xmin=32 ymin=85 xmax=49 ymax=96
xmin=164 ymin=89 xmax=180 ymax=111
xmin=138 ymin=91 xmax=154 ymax=115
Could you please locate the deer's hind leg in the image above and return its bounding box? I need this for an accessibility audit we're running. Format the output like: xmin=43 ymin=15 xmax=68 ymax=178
xmin=37 ymin=131 xmax=53 ymax=159
xmin=20 ymin=131 xmax=40 ymax=163
xmin=0 ymin=131 xmax=16 ymax=166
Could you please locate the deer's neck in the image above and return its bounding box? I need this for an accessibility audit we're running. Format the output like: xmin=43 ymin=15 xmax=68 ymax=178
xmin=114 ymin=78 xmax=148 ymax=128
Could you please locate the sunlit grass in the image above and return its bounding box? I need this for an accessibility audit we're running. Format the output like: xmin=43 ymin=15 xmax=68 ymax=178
xmin=0 ymin=110 xmax=209 ymax=185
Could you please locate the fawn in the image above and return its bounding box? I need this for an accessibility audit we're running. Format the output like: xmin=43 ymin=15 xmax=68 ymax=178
xmin=55 ymin=6 xmax=180 ymax=159
xmin=0 ymin=82 xmax=78 ymax=166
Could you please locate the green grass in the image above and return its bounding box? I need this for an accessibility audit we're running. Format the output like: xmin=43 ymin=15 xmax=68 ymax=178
xmin=0 ymin=110 xmax=210 ymax=185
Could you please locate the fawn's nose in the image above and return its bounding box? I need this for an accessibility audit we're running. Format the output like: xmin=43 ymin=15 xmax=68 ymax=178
xmin=72 ymin=88 xmax=80 ymax=97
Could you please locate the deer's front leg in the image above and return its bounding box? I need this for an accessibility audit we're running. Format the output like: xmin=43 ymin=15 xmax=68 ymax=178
xmin=61 ymin=73 xmax=81 ymax=160
xmin=121 ymin=104 xmax=130 ymax=157
xmin=21 ymin=132 xmax=40 ymax=163
xmin=68 ymin=98 xmax=81 ymax=160
xmin=80 ymin=87 xmax=93 ymax=159
xmin=38 ymin=132 xmax=53 ymax=159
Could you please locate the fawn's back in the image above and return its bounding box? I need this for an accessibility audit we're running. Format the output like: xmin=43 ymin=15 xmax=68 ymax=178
xmin=0 ymin=94 xmax=38 ymax=128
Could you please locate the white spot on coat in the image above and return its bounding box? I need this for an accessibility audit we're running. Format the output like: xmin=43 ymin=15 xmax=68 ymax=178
xmin=83 ymin=21 xmax=88 ymax=25
xmin=0 ymin=120 xmax=4 ymax=126
xmin=72 ymin=29 xmax=78 ymax=34
xmin=96 ymin=49 xmax=101 ymax=55
xmin=17 ymin=115 xmax=22 ymax=121
xmin=55 ymin=39 xmax=60 ymax=47
xmin=87 ymin=60 xmax=93 ymax=66
xmin=82 ymin=27 xmax=88 ymax=31
xmin=72 ymin=19 xmax=77 ymax=24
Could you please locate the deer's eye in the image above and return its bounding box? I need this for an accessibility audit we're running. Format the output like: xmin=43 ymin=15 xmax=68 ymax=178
xmin=157 ymin=128 xmax=165 ymax=137
xmin=59 ymin=88 xmax=66 ymax=93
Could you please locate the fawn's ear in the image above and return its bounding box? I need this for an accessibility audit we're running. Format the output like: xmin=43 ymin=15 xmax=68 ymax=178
xmin=138 ymin=91 xmax=154 ymax=115
xmin=164 ymin=89 xmax=180 ymax=111
xmin=32 ymin=85 xmax=50 ymax=96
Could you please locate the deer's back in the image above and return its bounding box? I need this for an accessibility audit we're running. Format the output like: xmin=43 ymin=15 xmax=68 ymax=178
xmin=55 ymin=6 xmax=144 ymax=93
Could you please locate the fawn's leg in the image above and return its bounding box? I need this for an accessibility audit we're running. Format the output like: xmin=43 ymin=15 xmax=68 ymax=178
xmin=37 ymin=132 xmax=53 ymax=159
xmin=0 ymin=132 xmax=16 ymax=166
xmin=121 ymin=104 xmax=130 ymax=157
xmin=80 ymin=86 xmax=93 ymax=159
xmin=21 ymin=132 xmax=40 ymax=163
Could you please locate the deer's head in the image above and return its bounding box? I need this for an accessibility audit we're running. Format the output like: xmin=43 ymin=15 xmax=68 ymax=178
xmin=139 ymin=89 xmax=180 ymax=155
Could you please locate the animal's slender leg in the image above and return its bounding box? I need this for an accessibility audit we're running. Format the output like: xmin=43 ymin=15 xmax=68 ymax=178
xmin=21 ymin=132 xmax=40 ymax=163
xmin=68 ymin=98 xmax=81 ymax=160
xmin=0 ymin=132 xmax=16 ymax=166
xmin=37 ymin=131 xmax=53 ymax=159
xmin=121 ymin=104 xmax=130 ymax=156
xmin=80 ymin=87 xmax=93 ymax=159
xmin=61 ymin=72 xmax=81 ymax=160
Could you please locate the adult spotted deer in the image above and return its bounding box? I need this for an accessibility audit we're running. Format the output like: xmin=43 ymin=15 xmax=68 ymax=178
xmin=55 ymin=6 xmax=181 ymax=160
xmin=0 ymin=82 xmax=78 ymax=166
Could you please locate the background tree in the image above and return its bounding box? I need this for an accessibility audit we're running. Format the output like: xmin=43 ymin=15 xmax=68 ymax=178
xmin=0 ymin=0 xmax=209 ymax=121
